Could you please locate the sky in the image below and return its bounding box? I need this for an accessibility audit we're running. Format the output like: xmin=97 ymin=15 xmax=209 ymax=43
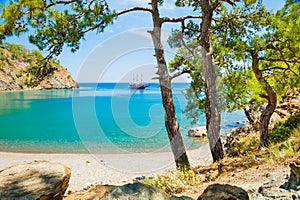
xmin=2 ymin=0 xmax=286 ymax=83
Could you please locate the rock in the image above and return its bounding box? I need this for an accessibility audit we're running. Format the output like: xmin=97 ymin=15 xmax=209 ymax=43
xmin=289 ymin=161 xmax=300 ymax=190
xmin=37 ymin=67 xmax=79 ymax=90
xmin=0 ymin=45 xmax=78 ymax=92
xmin=104 ymin=182 xmax=170 ymax=200
xmin=293 ymin=191 xmax=300 ymax=199
xmin=0 ymin=160 xmax=71 ymax=200
xmin=282 ymin=159 xmax=300 ymax=190
xmin=227 ymin=126 xmax=250 ymax=143
xmin=250 ymin=192 xmax=272 ymax=200
xmin=188 ymin=126 xmax=207 ymax=137
xmin=171 ymin=195 xmax=194 ymax=200
xmin=197 ymin=183 xmax=249 ymax=200
xmin=65 ymin=184 xmax=114 ymax=200
xmin=224 ymin=126 xmax=251 ymax=155
xmin=258 ymin=180 xmax=292 ymax=199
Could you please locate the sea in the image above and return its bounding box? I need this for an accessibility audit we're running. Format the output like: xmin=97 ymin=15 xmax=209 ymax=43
xmin=0 ymin=82 xmax=246 ymax=154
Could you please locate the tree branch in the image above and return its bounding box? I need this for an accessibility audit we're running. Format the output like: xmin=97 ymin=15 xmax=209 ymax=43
xmin=47 ymin=0 xmax=78 ymax=8
xmin=211 ymin=1 xmax=221 ymax=11
xmin=116 ymin=7 xmax=154 ymax=16
xmin=260 ymin=58 xmax=300 ymax=63
xmin=260 ymin=66 xmax=287 ymax=71
xmin=170 ymin=68 xmax=191 ymax=80
xmin=161 ymin=16 xmax=202 ymax=23
xmin=222 ymin=0 xmax=236 ymax=6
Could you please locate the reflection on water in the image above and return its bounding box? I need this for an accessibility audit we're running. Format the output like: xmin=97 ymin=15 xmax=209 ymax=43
xmin=0 ymin=89 xmax=78 ymax=115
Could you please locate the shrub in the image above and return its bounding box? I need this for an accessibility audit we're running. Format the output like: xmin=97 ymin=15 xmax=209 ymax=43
xmin=269 ymin=110 xmax=300 ymax=144
xmin=269 ymin=141 xmax=295 ymax=161
xmin=142 ymin=168 xmax=201 ymax=194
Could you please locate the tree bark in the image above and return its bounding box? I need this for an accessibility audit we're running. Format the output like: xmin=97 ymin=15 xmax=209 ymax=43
xmin=251 ymin=53 xmax=277 ymax=148
xmin=149 ymin=0 xmax=190 ymax=168
xmin=243 ymin=107 xmax=255 ymax=127
xmin=200 ymin=0 xmax=224 ymax=161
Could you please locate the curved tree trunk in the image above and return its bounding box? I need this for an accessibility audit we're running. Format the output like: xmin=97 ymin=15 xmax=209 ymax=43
xmin=149 ymin=0 xmax=190 ymax=168
xmin=200 ymin=0 xmax=224 ymax=161
xmin=251 ymin=53 xmax=277 ymax=148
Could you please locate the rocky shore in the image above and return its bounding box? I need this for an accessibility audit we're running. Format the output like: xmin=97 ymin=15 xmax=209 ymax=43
xmin=0 ymin=63 xmax=78 ymax=91
xmin=0 ymin=154 xmax=299 ymax=199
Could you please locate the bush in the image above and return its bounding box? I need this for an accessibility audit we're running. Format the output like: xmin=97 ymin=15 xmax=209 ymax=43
xmin=269 ymin=141 xmax=295 ymax=161
xmin=142 ymin=168 xmax=201 ymax=194
xmin=269 ymin=109 xmax=300 ymax=144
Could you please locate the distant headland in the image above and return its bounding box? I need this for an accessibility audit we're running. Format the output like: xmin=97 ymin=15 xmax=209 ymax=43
xmin=0 ymin=42 xmax=78 ymax=92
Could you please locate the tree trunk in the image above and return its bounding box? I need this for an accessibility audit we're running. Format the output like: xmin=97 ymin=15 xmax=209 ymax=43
xmin=149 ymin=0 xmax=190 ymax=168
xmin=200 ymin=0 xmax=224 ymax=161
xmin=251 ymin=53 xmax=277 ymax=148
xmin=243 ymin=107 xmax=255 ymax=127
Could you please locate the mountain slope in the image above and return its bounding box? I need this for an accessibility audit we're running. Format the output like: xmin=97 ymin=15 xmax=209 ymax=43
xmin=0 ymin=43 xmax=78 ymax=91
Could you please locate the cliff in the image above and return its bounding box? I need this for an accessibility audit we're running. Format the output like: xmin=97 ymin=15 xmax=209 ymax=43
xmin=0 ymin=43 xmax=78 ymax=91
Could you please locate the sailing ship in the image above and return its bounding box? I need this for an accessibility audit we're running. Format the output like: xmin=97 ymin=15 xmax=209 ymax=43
xmin=129 ymin=73 xmax=150 ymax=89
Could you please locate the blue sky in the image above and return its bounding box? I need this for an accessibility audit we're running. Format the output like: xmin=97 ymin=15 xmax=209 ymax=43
xmin=3 ymin=0 xmax=286 ymax=83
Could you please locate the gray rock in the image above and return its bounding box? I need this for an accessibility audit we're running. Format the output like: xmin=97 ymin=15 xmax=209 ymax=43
xmin=288 ymin=161 xmax=300 ymax=190
xmin=282 ymin=159 xmax=300 ymax=191
xmin=188 ymin=126 xmax=207 ymax=137
xmin=293 ymin=191 xmax=300 ymax=199
xmin=0 ymin=160 xmax=71 ymax=200
xmin=224 ymin=126 xmax=251 ymax=153
xmin=197 ymin=183 xmax=249 ymax=200
xmin=171 ymin=195 xmax=194 ymax=200
xmin=105 ymin=182 xmax=170 ymax=200
xmin=259 ymin=180 xmax=292 ymax=199
xmin=65 ymin=184 xmax=114 ymax=200
xmin=250 ymin=193 xmax=272 ymax=200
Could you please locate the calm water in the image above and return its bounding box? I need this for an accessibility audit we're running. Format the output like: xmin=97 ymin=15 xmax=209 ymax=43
xmin=0 ymin=83 xmax=246 ymax=153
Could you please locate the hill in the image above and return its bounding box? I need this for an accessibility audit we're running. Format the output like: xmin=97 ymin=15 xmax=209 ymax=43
xmin=0 ymin=43 xmax=78 ymax=91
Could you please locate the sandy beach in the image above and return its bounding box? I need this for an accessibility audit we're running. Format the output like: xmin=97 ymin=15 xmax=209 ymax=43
xmin=0 ymin=144 xmax=212 ymax=192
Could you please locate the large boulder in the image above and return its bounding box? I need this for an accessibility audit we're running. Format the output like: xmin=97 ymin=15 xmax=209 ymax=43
xmin=0 ymin=160 xmax=71 ymax=200
xmin=104 ymin=182 xmax=170 ymax=200
xmin=197 ymin=183 xmax=249 ymax=200
xmin=188 ymin=126 xmax=207 ymax=137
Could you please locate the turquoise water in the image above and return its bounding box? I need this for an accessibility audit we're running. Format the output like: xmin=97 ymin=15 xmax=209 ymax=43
xmin=0 ymin=83 xmax=246 ymax=153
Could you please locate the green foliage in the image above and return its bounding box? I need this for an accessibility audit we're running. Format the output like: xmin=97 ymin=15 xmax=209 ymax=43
xmin=0 ymin=42 xmax=58 ymax=86
xmin=168 ymin=31 xmax=205 ymax=124
xmin=0 ymin=0 xmax=113 ymax=58
xmin=22 ymin=75 xmax=33 ymax=86
xmin=219 ymin=70 xmax=264 ymax=112
xmin=290 ymin=128 xmax=300 ymax=152
xmin=269 ymin=141 xmax=295 ymax=161
xmin=16 ymin=69 xmax=23 ymax=78
xmin=269 ymin=109 xmax=300 ymax=144
xmin=142 ymin=168 xmax=201 ymax=194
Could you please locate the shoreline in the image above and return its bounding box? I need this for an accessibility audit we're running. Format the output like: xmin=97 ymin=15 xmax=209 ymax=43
xmin=0 ymin=144 xmax=212 ymax=192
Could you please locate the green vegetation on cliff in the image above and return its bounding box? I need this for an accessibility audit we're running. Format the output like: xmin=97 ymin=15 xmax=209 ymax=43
xmin=270 ymin=110 xmax=300 ymax=144
xmin=0 ymin=42 xmax=58 ymax=87
xmin=0 ymin=42 xmax=78 ymax=91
